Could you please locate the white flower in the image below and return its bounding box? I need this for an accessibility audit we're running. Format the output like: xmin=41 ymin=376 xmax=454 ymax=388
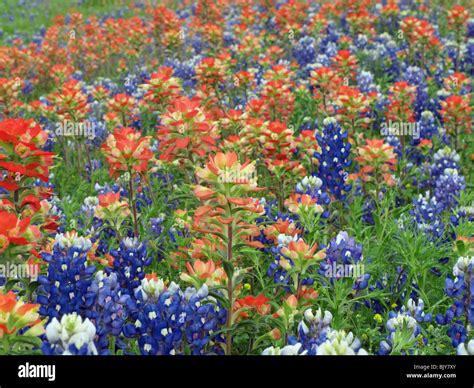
xmin=45 ymin=318 xmax=62 ymax=343
xmin=54 ymin=231 xmax=92 ymax=253
xmin=453 ymin=256 xmax=474 ymax=277
xmin=262 ymin=343 xmax=307 ymax=355
xmin=457 ymin=340 xmax=474 ymax=355
xmin=386 ymin=314 xmax=418 ymax=338
xmin=45 ymin=313 xmax=98 ymax=355
xmin=323 ymin=117 xmax=337 ymax=126
xmin=122 ymin=237 xmax=141 ymax=250
xmin=316 ymin=330 xmax=367 ymax=355
xmin=83 ymin=196 xmax=99 ymax=207
xmin=277 ymin=233 xmax=299 ymax=247
xmin=138 ymin=276 xmax=166 ymax=301
xmin=303 ymin=308 xmax=333 ymax=326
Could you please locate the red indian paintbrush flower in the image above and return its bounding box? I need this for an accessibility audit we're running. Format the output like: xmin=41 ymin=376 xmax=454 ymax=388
xmin=447 ymin=6 xmax=469 ymax=30
xmin=233 ymin=294 xmax=271 ymax=318
xmin=101 ymin=127 xmax=153 ymax=237
xmin=332 ymin=50 xmax=358 ymax=81
xmin=140 ymin=67 xmax=182 ymax=113
xmin=101 ymin=127 xmax=153 ymax=177
xmin=265 ymin=218 xmax=301 ymax=240
xmin=0 ymin=118 xmax=54 ymax=190
xmin=400 ymin=17 xmax=439 ymax=50
xmin=335 ymin=86 xmax=371 ymax=133
xmin=439 ymin=95 xmax=472 ymax=149
xmin=157 ymin=97 xmax=219 ymax=166
xmin=0 ymin=290 xmax=44 ymax=339
xmin=0 ymin=210 xmax=41 ymax=255
xmin=48 ymin=80 xmax=90 ymax=122
xmin=440 ymin=95 xmax=472 ymax=134
xmin=354 ymin=138 xmax=397 ymax=188
xmin=0 ymin=77 xmax=23 ymax=117
xmin=280 ymin=239 xmax=326 ymax=273
xmin=196 ymin=57 xmax=227 ymax=88
xmin=310 ymin=66 xmax=343 ymax=113
xmin=106 ymin=93 xmax=137 ymax=127
xmin=180 ymin=258 xmax=227 ymax=288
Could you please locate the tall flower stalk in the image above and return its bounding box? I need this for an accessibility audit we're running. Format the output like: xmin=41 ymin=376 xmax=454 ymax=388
xmin=101 ymin=127 xmax=153 ymax=237
xmin=189 ymin=152 xmax=264 ymax=354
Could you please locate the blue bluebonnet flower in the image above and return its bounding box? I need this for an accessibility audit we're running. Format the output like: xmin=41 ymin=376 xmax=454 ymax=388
xmin=85 ymin=117 xmax=107 ymax=147
xmin=379 ymin=298 xmax=430 ymax=355
xmin=124 ymin=278 xmax=225 ymax=355
xmin=182 ymin=286 xmax=226 ymax=354
xmin=430 ymin=146 xmax=460 ymax=182
xmin=109 ymin=238 xmax=152 ymax=295
xmin=313 ymin=55 xmax=331 ymax=67
xmin=434 ymin=168 xmax=465 ymax=211
xmin=354 ymin=34 xmax=369 ymax=49
xmin=37 ymin=239 xmax=96 ymax=320
xmin=88 ymin=271 xmax=134 ymax=354
xmin=42 ymin=313 xmax=98 ymax=355
xmin=79 ymin=196 xmax=99 ymax=222
xmin=122 ymin=71 xmax=148 ymax=96
xmin=47 ymin=195 xmax=66 ymax=232
xmin=385 ymin=135 xmax=402 ymax=157
xmin=403 ymin=66 xmax=438 ymax=117
xmin=365 ymin=34 xmax=401 ymax=79
xmin=405 ymin=298 xmax=433 ymax=323
xmin=418 ymin=110 xmax=439 ymax=140
xmin=125 ymin=281 xmax=184 ymax=355
xmin=163 ymin=56 xmax=200 ymax=89
xmin=403 ymin=66 xmax=424 ymax=86
xmin=296 ymin=176 xmax=323 ymax=195
xmin=462 ymin=42 xmax=474 ymax=75
xmin=451 ymin=204 xmax=474 ymax=227
xmin=357 ymin=70 xmax=378 ymax=93
xmin=436 ymin=256 xmax=474 ymax=348
xmin=319 ymin=231 xmax=370 ymax=290
xmin=284 ymin=308 xmax=367 ymax=355
xmin=149 ymin=214 xmax=166 ymax=236
xmin=409 ymin=193 xmax=445 ymax=239
xmin=53 ymin=232 xmax=92 ymax=253
xmin=315 ymin=117 xmax=352 ymax=201
xmin=467 ymin=19 xmax=474 ymax=38
xmin=362 ymin=197 xmax=376 ymax=225
xmin=404 ymin=111 xmax=439 ymax=167
xmin=266 ymin=236 xmax=299 ymax=288
xmin=293 ymin=308 xmax=333 ymax=355
xmin=293 ymin=36 xmax=317 ymax=67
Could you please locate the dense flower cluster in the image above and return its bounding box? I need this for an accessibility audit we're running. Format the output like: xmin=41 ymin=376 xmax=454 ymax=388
xmin=124 ymin=278 xmax=226 ymax=355
xmin=379 ymin=298 xmax=432 ymax=355
xmin=315 ymin=118 xmax=352 ymax=201
xmin=436 ymin=256 xmax=474 ymax=349
xmin=0 ymin=0 xmax=472 ymax=357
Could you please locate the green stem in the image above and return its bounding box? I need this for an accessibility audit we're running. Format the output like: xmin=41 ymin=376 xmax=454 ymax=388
xmin=225 ymin=222 xmax=234 ymax=356
xmin=129 ymin=173 xmax=139 ymax=238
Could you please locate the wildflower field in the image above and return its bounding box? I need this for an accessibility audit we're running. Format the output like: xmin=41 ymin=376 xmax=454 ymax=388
xmin=0 ymin=0 xmax=473 ymax=359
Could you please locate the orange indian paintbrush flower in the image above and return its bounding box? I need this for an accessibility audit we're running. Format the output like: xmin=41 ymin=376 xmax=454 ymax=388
xmin=0 ymin=291 xmax=44 ymax=339
xmin=354 ymin=138 xmax=397 ymax=186
xmin=101 ymin=127 xmax=153 ymax=177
